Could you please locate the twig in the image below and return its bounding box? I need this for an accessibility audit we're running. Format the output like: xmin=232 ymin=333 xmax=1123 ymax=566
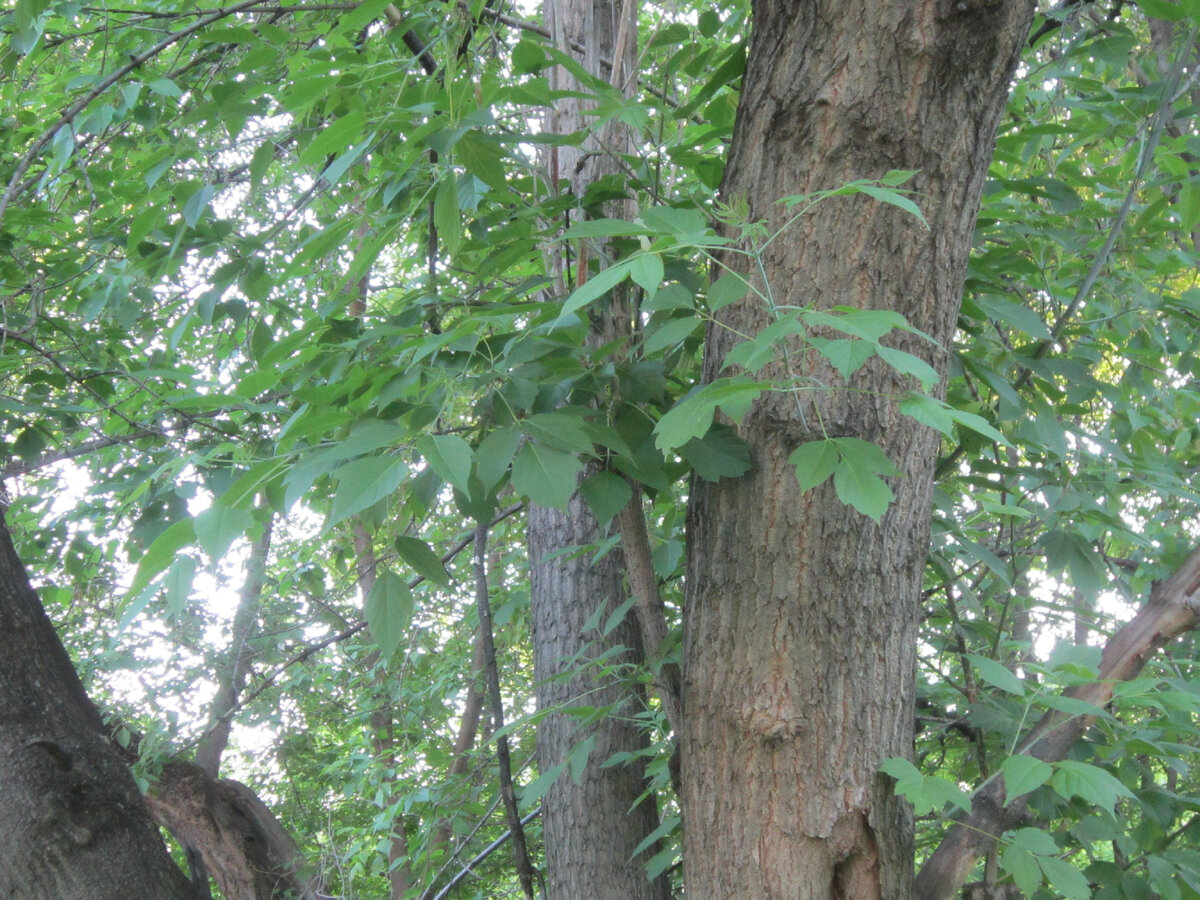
xmin=429 ymin=807 xmax=541 ymax=900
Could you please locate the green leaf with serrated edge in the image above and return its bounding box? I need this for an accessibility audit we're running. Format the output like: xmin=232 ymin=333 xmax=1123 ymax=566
xmin=326 ymin=456 xmax=407 ymax=529
xmin=643 ymin=315 xmax=702 ymax=354
xmin=809 ymin=336 xmax=876 ymax=380
xmin=523 ymin=412 xmax=595 ymax=454
xmin=1001 ymin=844 xmax=1042 ymax=897
xmin=708 ymin=272 xmax=750 ymax=310
xmin=1037 ymin=856 xmax=1091 ymax=900
xmin=1008 ymin=827 xmax=1058 ymax=856
xmin=679 ymin=427 xmax=752 ymax=482
xmin=194 ymin=504 xmax=254 ymax=562
xmin=875 ymin=345 xmax=939 ymax=391
xmin=653 ymin=379 xmax=766 ymax=453
xmin=642 ymin=283 xmax=694 ymax=312
xmin=965 ymin=653 xmax=1026 ymax=696
xmin=1050 ymin=760 xmax=1134 ymax=813
xmin=127 ymin=519 xmax=196 ymax=599
xmin=553 ymin=259 xmax=634 ymax=328
xmin=879 ymin=758 xmax=969 ymax=815
xmin=788 ymin=440 xmax=840 ymax=491
xmin=417 ymin=433 xmax=473 ymax=493
xmin=630 ymin=253 xmax=664 ymax=296
xmin=475 ymin=426 xmax=520 ymax=492
xmin=394 ymin=535 xmax=451 ymax=587
xmin=579 ymin=471 xmax=632 ymax=530
xmin=512 ymin=443 xmax=582 ymax=511
xmin=434 ymin=177 xmax=460 ymax=255
xmin=833 ymin=456 xmax=895 ymax=522
xmin=1001 ymin=755 xmax=1053 ymax=804
xmin=364 ymin=569 xmax=413 ymax=659
xmin=899 ymin=392 xmax=956 ymax=435
xmin=163 ymin=556 xmax=197 ymax=616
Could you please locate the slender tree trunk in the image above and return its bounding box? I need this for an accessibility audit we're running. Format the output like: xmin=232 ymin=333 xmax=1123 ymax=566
xmin=681 ymin=3 xmax=1034 ymax=897
xmin=0 ymin=514 xmax=194 ymax=899
xmin=527 ymin=0 xmax=671 ymax=895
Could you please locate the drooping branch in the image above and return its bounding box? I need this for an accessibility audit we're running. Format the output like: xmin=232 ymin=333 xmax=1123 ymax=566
xmin=915 ymin=543 xmax=1200 ymax=900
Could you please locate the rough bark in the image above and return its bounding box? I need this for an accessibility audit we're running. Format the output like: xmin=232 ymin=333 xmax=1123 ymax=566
xmin=915 ymin=543 xmax=1200 ymax=899
xmin=682 ymin=3 xmax=1034 ymax=898
xmin=527 ymin=0 xmax=671 ymax=895
xmin=529 ymin=493 xmax=668 ymax=900
xmin=0 ymin=514 xmax=194 ymax=900
xmin=145 ymin=759 xmax=317 ymax=900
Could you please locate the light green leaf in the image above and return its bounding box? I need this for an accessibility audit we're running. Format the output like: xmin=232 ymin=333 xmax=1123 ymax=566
xmin=418 ymin=433 xmax=473 ymax=493
xmin=788 ymin=439 xmax=839 ymax=491
xmin=809 ymin=336 xmax=876 ymax=380
xmin=127 ymin=519 xmax=197 ymax=599
xmin=1000 ymin=844 xmax=1042 ymax=897
xmin=364 ymin=569 xmax=414 ymax=659
xmin=519 ymin=762 xmax=567 ymax=809
xmin=1001 ymin=755 xmax=1053 ymax=804
xmin=435 ymin=177 xmax=461 ymax=255
xmin=630 ymin=253 xmax=664 ymax=296
xmin=876 ymin=346 xmax=939 ymax=391
xmin=654 ymin=378 xmax=766 ymax=453
xmin=163 ymin=556 xmax=197 ymax=616
xmin=182 ymin=184 xmax=215 ymax=228
xmin=966 ymin=653 xmax=1026 ymax=696
xmin=194 ymin=504 xmax=254 ymax=562
xmin=524 ymin=412 xmax=595 ymax=454
xmin=561 ymin=219 xmax=650 ymax=238
xmin=858 ymin=183 xmax=928 ymax=226
xmin=880 ymin=757 xmax=971 ymax=815
xmin=1038 ymin=856 xmax=1091 ymax=900
xmin=512 ymin=442 xmax=583 ymax=511
xmin=327 ymin=456 xmax=407 ymax=529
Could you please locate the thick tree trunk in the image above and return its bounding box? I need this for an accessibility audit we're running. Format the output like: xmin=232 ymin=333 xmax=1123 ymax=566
xmin=527 ymin=0 xmax=671 ymax=896
xmin=0 ymin=514 xmax=194 ymax=900
xmin=682 ymin=3 xmax=1034 ymax=898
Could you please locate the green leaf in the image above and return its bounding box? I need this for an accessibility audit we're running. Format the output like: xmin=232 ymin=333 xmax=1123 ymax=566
xmin=523 ymin=412 xmax=595 ymax=454
xmin=1001 ymin=754 xmax=1053 ymax=804
xmin=182 ymin=184 xmax=215 ymax=228
xmin=364 ymin=569 xmax=414 ymax=659
xmin=653 ymin=378 xmax=766 ymax=453
xmin=1038 ymin=856 xmax=1091 ymax=900
xmin=1000 ymin=844 xmax=1042 ymax=897
xmin=127 ymin=518 xmax=197 ymax=599
xmin=435 ymin=177 xmax=461 ymax=255
xmin=965 ymin=653 xmax=1026 ymax=696
xmin=418 ymin=433 xmax=473 ymax=494
xmin=1050 ymin=760 xmax=1134 ymax=813
xmin=858 ymin=183 xmax=928 ymax=226
xmin=326 ymin=456 xmax=407 ymax=529
xmin=643 ymin=314 xmax=702 ymax=354
xmin=579 ymin=471 xmax=633 ymax=530
xmin=630 ymin=253 xmax=664 ymax=296
xmin=809 ymin=336 xmax=876 ymax=380
xmin=880 ymin=757 xmax=971 ymax=815
xmin=679 ymin=426 xmax=752 ymax=481
xmin=512 ymin=442 xmax=583 ymax=511
xmin=519 ymin=761 xmax=566 ymax=809
xmin=163 ymin=556 xmax=197 ymax=616
xmin=193 ymin=504 xmax=254 ymax=562
xmin=788 ymin=439 xmax=839 ymax=491
xmin=875 ymin=346 xmax=939 ymax=391
xmin=300 ymin=109 xmax=367 ymax=167
xmin=475 ymin=426 xmax=520 ymax=492
xmin=554 ymin=259 xmax=634 ymax=327
xmin=394 ymin=535 xmax=451 ymax=587
xmin=708 ymin=272 xmax=750 ymax=310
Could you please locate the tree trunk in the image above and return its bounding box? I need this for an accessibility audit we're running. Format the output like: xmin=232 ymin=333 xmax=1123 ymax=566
xmin=527 ymin=0 xmax=671 ymax=896
xmin=681 ymin=3 xmax=1034 ymax=898
xmin=0 ymin=514 xmax=194 ymax=900
xmin=529 ymin=493 xmax=668 ymax=900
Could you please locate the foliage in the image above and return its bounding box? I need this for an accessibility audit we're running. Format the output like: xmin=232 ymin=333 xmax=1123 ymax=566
xmin=2 ymin=0 xmax=1200 ymax=897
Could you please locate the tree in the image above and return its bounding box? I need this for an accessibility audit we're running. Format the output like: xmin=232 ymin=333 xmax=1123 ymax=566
xmin=4 ymin=1 xmax=1200 ymax=898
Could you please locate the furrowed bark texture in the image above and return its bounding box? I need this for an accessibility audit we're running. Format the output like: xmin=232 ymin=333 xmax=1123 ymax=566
xmin=529 ymin=492 xmax=668 ymax=900
xmin=527 ymin=0 xmax=670 ymax=895
xmin=682 ymin=3 xmax=1034 ymax=898
xmin=0 ymin=515 xmax=193 ymax=899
